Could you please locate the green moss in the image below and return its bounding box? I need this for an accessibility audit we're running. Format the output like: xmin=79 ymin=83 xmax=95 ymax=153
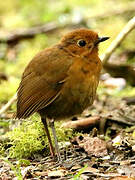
xmin=6 ymin=117 xmax=45 ymax=158
xmin=5 ymin=116 xmax=73 ymax=159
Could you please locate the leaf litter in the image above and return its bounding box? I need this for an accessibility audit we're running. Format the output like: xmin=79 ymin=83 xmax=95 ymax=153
xmin=0 ymin=96 xmax=135 ymax=179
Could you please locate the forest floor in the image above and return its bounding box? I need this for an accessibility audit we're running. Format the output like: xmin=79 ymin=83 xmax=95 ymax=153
xmin=0 ymin=95 xmax=135 ymax=180
xmin=0 ymin=1 xmax=135 ymax=179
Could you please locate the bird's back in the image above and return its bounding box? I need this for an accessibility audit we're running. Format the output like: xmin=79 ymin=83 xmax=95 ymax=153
xmin=16 ymin=45 xmax=74 ymax=119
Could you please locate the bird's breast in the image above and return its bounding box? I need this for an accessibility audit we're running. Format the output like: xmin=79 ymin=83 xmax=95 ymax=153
xmin=60 ymin=58 xmax=100 ymax=110
xmin=42 ymin=57 xmax=101 ymax=119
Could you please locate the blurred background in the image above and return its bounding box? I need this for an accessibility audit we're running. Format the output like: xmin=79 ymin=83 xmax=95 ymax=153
xmin=0 ymin=0 xmax=135 ymax=162
xmin=0 ymin=0 xmax=135 ymax=104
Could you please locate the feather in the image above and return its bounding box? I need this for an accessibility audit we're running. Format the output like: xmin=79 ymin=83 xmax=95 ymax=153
xmin=16 ymin=46 xmax=73 ymax=119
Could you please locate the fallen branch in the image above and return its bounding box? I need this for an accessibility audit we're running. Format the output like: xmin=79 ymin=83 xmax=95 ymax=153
xmin=101 ymin=16 xmax=135 ymax=85
xmin=61 ymin=116 xmax=100 ymax=129
xmin=0 ymin=93 xmax=17 ymax=116
xmin=0 ymin=22 xmax=59 ymax=44
xmin=102 ymin=16 xmax=135 ymax=64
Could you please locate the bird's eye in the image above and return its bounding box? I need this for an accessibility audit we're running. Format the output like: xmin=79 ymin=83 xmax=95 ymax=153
xmin=77 ymin=39 xmax=86 ymax=47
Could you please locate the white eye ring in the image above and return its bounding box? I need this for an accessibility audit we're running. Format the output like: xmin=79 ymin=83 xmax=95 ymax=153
xmin=77 ymin=39 xmax=86 ymax=47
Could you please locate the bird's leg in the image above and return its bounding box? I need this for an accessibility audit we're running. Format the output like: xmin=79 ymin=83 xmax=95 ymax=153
xmin=49 ymin=119 xmax=61 ymax=162
xmin=41 ymin=117 xmax=55 ymax=158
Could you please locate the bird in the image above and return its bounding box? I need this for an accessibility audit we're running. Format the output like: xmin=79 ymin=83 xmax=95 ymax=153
xmin=16 ymin=28 xmax=109 ymax=161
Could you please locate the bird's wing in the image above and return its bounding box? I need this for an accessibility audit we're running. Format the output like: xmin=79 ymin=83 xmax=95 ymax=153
xmin=16 ymin=47 xmax=73 ymax=119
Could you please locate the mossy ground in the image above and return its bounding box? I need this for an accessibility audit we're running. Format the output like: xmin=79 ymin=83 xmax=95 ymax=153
xmin=0 ymin=115 xmax=74 ymax=159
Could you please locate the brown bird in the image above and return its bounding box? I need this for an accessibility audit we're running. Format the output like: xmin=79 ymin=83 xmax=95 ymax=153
xmin=16 ymin=28 xmax=109 ymax=161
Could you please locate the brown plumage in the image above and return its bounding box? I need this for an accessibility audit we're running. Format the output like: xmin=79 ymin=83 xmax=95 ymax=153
xmin=16 ymin=28 xmax=109 ymax=161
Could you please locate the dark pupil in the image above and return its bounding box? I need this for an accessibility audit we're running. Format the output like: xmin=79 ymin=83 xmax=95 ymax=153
xmin=78 ymin=40 xmax=86 ymax=47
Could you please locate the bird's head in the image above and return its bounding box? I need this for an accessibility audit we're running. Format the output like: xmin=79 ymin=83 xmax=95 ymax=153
xmin=60 ymin=28 xmax=109 ymax=57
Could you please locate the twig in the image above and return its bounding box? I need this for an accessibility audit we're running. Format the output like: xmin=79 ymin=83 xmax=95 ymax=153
xmin=102 ymin=16 xmax=135 ymax=64
xmin=0 ymin=22 xmax=59 ymax=44
xmin=61 ymin=116 xmax=100 ymax=129
xmin=0 ymin=93 xmax=17 ymax=116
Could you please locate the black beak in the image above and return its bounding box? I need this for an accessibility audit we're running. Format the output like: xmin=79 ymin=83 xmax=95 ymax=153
xmin=95 ymin=36 xmax=110 ymax=45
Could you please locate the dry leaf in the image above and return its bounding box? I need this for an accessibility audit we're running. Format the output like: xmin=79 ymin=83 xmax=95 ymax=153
xmin=48 ymin=170 xmax=64 ymax=177
xmin=72 ymin=135 xmax=108 ymax=157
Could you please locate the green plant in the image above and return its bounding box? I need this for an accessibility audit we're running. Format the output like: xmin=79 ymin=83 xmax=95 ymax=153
xmin=2 ymin=158 xmax=23 ymax=180
xmin=72 ymin=165 xmax=88 ymax=180
xmin=6 ymin=116 xmax=74 ymax=158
